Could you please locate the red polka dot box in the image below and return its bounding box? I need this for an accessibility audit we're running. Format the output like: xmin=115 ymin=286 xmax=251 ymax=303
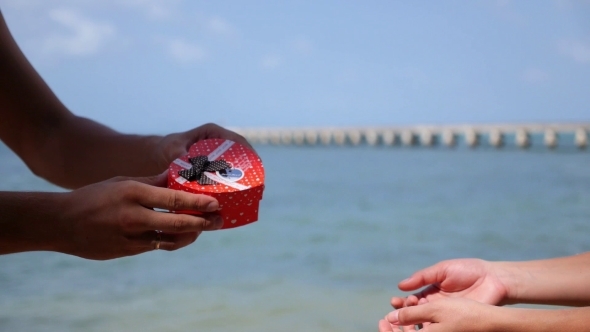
xmin=167 ymin=139 xmax=265 ymax=229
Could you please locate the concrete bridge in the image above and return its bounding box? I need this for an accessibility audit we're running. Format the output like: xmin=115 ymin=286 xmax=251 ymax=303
xmin=233 ymin=123 xmax=590 ymax=149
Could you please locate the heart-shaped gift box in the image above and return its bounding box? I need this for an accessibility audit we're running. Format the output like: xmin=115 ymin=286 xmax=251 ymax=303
xmin=167 ymin=139 xmax=264 ymax=229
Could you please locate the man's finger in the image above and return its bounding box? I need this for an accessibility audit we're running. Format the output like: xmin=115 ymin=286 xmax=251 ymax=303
xmin=133 ymin=183 xmax=219 ymax=212
xmin=136 ymin=209 xmax=223 ymax=233
xmin=156 ymin=232 xmax=201 ymax=251
xmin=184 ymin=123 xmax=256 ymax=152
xmin=132 ymin=171 xmax=169 ymax=187
xmin=128 ymin=231 xmax=201 ymax=251
xmin=109 ymin=172 xmax=168 ymax=187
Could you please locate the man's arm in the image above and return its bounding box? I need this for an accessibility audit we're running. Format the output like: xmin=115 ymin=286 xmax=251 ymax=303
xmin=0 ymin=174 xmax=224 ymax=260
xmin=0 ymin=10 xmax=165 ymax=189
xmin=0 ymin=11 xmax=252 ymax=189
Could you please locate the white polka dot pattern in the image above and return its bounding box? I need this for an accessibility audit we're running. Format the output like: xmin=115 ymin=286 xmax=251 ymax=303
xmin=167 ymin=139 xmax=265 ymax=229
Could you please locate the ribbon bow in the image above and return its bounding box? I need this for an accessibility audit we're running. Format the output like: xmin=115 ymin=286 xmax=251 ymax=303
xmin=178 ymin=155 xmax=231 ymax=185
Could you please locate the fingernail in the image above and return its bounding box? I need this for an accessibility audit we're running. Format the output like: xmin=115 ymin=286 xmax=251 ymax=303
xmin=205 ymin=201 xmax=219 ymax=212
xmin=401 ymin=278 xmax=411 ymax=283
xmin=213 ymin=215 xmax=224 ymax=229
xmin=387 ymin=310 xmax=399 ymax=324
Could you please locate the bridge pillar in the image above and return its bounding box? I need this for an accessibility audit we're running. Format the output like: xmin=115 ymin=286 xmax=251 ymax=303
xmin=401 ymin=130 xmax=417 ymax=146
xmin=420 ymin=130 xmax=435 ymax=147
xmin=575 ymin=128 xmax=588 ymax=149
xmin=442 ymin=130 xmax=456 ymax=147
xmin=364 ymin=130 xmax=379 ymax=146
xmin=465 ymin=129 xmax=479 ymax=148
xmin=347 ymin=130 xmax=362 ymax=145
xmin=333 ymin=130 xmax=346 ymax=145
xmin=269 ymin=131 xmax=281 ymax=145
xmin=280 ymin=131 xmax=293 ymax=145
xmin=305 ymin=130 xmax=318 ymax=145
xmin=319 ymin=130 xmax=332 ymax=145
xmin=543 ymin=129 xmax=558 ymax=149
xmin=293 ymin=131 xmax=305 ymax=145
xmin=515 ymin=129 xmax=531 ymax=149
xmin=382 ymin=130 xmax=396 ymax=146
xmin=489 ymin=129 xmax=504 ymax=148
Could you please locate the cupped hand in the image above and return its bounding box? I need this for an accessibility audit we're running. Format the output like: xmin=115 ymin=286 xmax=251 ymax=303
xmin=56 ymin=172 xmax=223 ymax=260
xmin=153 ymin=123 xmax=254 ymax=171
xmin=379 ymin=298 xmax=502 ymax=332
xmin=391 ymin=259 xmax=509 ymax=310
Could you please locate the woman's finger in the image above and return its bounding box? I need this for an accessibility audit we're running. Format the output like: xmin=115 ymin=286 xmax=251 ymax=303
xmin=391 ymin=297 xmax=406 ymax=309
xmin=378 ymin=319 xmax=396 ymax=332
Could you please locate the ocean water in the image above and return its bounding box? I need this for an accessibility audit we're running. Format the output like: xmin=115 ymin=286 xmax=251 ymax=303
xmin=1 ymin=143 xmax=589 ymax=331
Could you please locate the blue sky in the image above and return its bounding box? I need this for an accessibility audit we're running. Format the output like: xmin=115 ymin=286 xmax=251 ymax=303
xmin=1 ymin=0 xmax=589 ymax=134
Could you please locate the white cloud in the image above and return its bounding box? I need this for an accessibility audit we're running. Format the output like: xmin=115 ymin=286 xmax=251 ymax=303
xmin=553 ymin=0 xmax=590 ymax=11
xmin=0 ymin=0 xmax=45 ymax=10
xmin=261 ymin=54 xmax=281 ymax=69
xmin=520 ymin=67 xmax=549 ymax=84
xmin=118 ymin=0 xmax=180 ymax=20
xmin=558 ymin=40 xmax=590 ymax=64
xmin=43 ymin=8 xmax=115 ymax=56
xmin=292 ymin=37 xmax=313 ymax=56
xmin=206 ymin=17 xmax=234 ymax=36
xmin=487 ymin=0 xmax=526 ymax=25
xmin=164 ymin=38 xmax=206 ymax=63
xmin=397 ymin=67 xmax=431 ymax=86
xmin=495 ymin=0 xmax=511 ymax=8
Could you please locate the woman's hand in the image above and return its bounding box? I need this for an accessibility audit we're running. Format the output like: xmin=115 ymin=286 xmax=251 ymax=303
xmin=379 ymin=298 xmax=503 ymax=332
xmin=390 ymin=259 xmax=510 ymax=310
xmin=380 ymin=297 xmax=590 ymax=332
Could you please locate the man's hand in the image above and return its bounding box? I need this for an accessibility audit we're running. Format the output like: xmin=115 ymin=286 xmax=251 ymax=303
xmin=152 ymin=123 xmax=254 ymax=172
xmin=54 ymin=172 xmax=223 ymax=260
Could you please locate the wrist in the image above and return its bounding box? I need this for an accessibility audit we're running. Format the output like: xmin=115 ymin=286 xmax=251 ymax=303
xmin=496 ymin=307 xmax=583 ymax=332
xmin=142 ymin=134 xmax=170 ymax=172
xmin=0 ymin=192 xmax=69 ymax=254
xmin=489 ymin=260 xmax=524 ymax=305
xmin=488 ymin=306 xmax=516 ymax=332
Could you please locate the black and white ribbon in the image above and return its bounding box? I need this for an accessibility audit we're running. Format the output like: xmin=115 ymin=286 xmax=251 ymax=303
xmin=178 ymin=155 xmax=231 ymax=185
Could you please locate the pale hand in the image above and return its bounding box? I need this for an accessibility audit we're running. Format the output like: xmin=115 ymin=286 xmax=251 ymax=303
xmin=390 ymin=258 xmax=509 ymax=310
xmin=379 ymin=298 xmax=502 ymax=332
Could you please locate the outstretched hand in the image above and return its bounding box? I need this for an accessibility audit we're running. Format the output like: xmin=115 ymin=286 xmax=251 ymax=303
xmin=390 ymin=259 xmax=509 ymax=310
xmin=56 ymin=172 xmax=223 ymax=260
xmin=379 ymin=298 xmax=502 ymax=332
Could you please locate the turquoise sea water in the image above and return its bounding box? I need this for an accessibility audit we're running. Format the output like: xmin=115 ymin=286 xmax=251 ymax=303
xmin=1 ymin=143 xmax=589 ymax=331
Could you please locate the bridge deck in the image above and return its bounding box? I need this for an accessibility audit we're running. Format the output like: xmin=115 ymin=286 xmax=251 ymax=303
xmin=232 ymin=123 xmax=590 ymax=149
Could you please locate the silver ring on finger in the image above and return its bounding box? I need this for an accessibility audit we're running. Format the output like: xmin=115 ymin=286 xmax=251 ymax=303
xmin=154 ymin=230 xmax=162 ymax=250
